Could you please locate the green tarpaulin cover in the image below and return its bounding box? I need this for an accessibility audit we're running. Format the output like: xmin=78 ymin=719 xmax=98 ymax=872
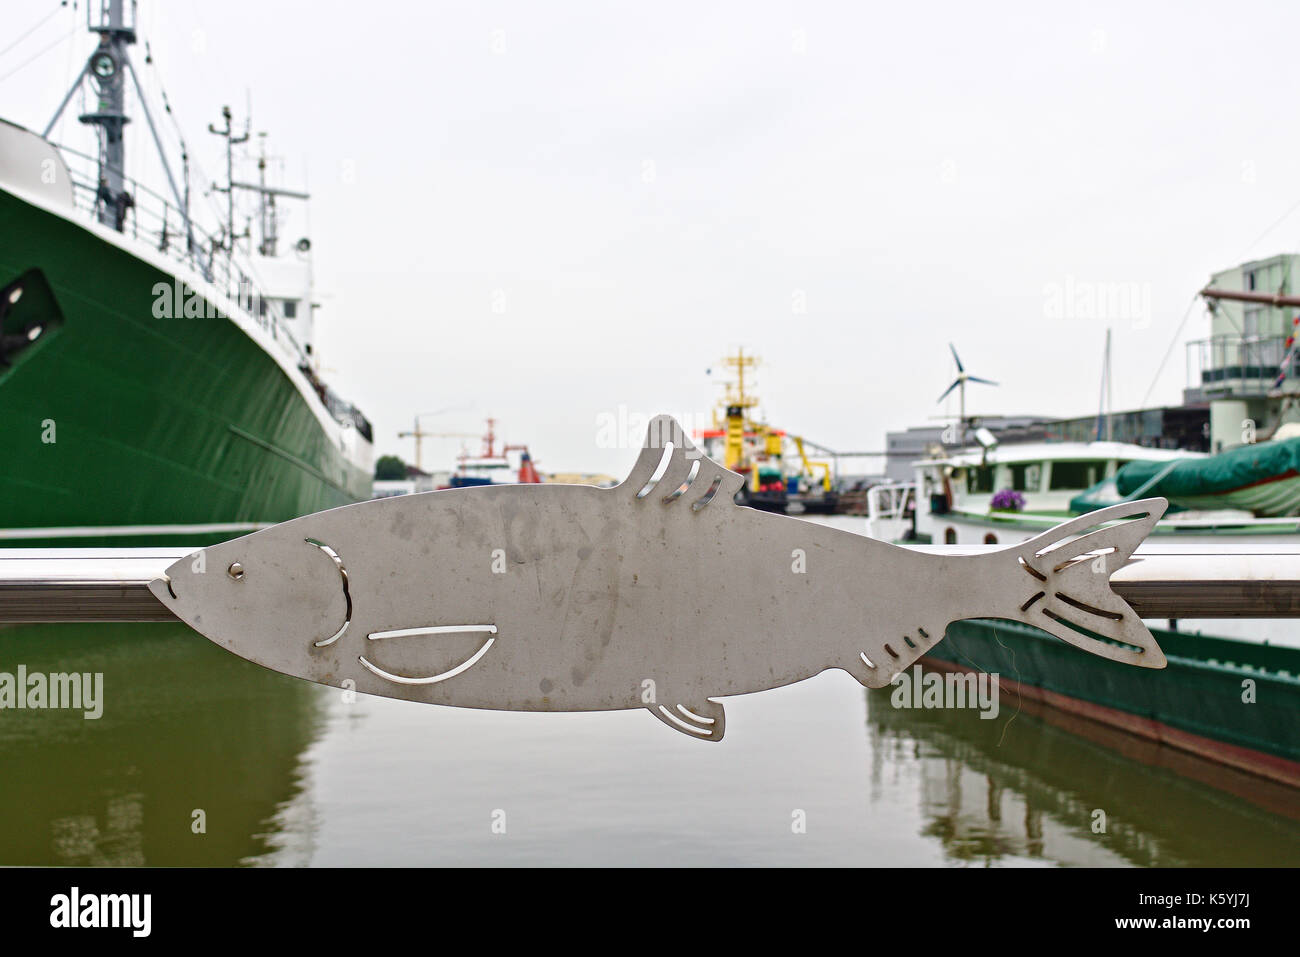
xmin=1115 ymin=437 xmax=1300 ymax=498
xmin=1068 ymin=476 xmax=1123 ymax=515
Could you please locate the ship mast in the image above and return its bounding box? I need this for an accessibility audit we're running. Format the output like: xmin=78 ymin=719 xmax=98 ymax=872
xmin=208 ymin=105 xmax=249 ymax=260
xmin=715 ymin=348 xmax=761 ymax=472
xmin=720 ymin=347 xmax=760 ymax=417
xmin=80 ymin=1 xmax=133 ymax=230
xmin=232 ymin=140 xmax=311 ymax=259
xmin=43 ymin=0 xmax=192 ymax=249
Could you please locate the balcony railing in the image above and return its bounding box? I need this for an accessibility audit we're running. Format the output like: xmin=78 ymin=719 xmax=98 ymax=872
xmin=1185 ymin=334 xmax=1296 ymax=391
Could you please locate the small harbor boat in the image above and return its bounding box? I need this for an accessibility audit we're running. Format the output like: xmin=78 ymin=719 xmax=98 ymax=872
xmin=445 ymin=419 xmax=543 ymax=488
xmin=695 ymin=348 xmax=840 ymax=513
xmin=864 ymin=354 xmax=1300 ymax=791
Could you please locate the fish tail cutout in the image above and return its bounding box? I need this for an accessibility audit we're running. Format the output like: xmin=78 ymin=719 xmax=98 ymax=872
xmin=615 ymin=414 xmax=744 ymax=511
xmin=1009 ymin=497 xmax=1168 ymax=668
xmin=648 ymin=698 xmax=726 ymax=741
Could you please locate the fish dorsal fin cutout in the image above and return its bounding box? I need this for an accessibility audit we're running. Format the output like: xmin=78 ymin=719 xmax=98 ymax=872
xmin=615 ymin=414 xmax=745 ymax=511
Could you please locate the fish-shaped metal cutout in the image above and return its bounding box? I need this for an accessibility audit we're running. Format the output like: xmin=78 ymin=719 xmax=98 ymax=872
xmin=149 ymin=415 xmax=1169 ymax=741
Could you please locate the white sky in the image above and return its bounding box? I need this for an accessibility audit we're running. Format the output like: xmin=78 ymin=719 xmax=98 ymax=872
xmin=7 ymin=0 xmax=1300 ymax=475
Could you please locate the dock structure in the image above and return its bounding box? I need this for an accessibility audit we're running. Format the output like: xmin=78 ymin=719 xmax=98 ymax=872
xmin=2 ymin=544 xmax=1299 ymax=623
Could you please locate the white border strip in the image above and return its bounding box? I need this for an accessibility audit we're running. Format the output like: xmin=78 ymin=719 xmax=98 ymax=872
xmin=0 ymin=522 xmax=271 ymax=540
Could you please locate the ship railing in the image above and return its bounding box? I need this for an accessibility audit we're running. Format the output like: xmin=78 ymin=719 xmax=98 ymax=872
xmin=49 ymin=141 xmax=372 ymax=444
xmin=1185 ymin=334 xmax=1294 ymax=391
xmin=866 ymin=483 xmax=916 ymax=523
xmin=55 ymin=141 xmax=217 ymax=278
xmin=51 ymin=141 xmax=304 ymax=358
xmin=324 ymin=391 xmax=375 ymax=443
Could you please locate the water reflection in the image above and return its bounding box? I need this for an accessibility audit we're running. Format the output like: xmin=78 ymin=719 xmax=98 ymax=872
xmin=0 ymin=623 xmax=323 ymax=865
xmin=866 ymin=687 xmax=1300 ymax=867
xmin=2 ymin=621 xmax=1297 ymax=865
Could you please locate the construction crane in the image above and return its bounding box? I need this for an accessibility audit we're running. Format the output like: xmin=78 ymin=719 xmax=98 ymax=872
xmin=397 ymin=409 xmax=476 ymax=471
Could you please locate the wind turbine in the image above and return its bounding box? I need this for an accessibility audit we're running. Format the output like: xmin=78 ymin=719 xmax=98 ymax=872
xmin=937 ymin=343 xmax=998 ymax=435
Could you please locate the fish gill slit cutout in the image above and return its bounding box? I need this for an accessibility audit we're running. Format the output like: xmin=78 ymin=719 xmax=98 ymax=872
xmin=917 ymin=627 xmax=929 ymax=639
xmin=358 ymin=627 xmax=498 ymax=685
xmin=902 ymin=635 xmax=916 ymax=650
xmin=161 ymin=574 xmax=177 ymax=600
xmin=635 ymin=442 xmax=674 ymax=499
xmin=305 ymin=538 xmax=352 ymax=648
xmin=1020 ymin=591 xmax=1045 ymax=611
xmin=661 ymin=459 xmax=700 ymax=504
xmin=884 ymin=643 xmax=899 ymax=659
xmin=649 ymin=698 xmax=726 ymax=741
xmin=860 ymin=651 xmax=877 ymax=669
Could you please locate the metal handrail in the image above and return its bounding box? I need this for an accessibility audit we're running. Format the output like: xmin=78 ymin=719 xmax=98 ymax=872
xmin=2 ymin=544 xmax=1299 ymax=622
xmin=867 ymin=483 xmax=916 ymax=522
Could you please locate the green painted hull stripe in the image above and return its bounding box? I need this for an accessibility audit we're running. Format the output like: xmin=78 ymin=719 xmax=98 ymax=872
xmin=0 ymin=185 xmax=371 ymax=547
xmin=933 ymin=618 xmax=1300 ymax=763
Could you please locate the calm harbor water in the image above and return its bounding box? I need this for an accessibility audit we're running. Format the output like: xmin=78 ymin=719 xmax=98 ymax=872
xmin=2 ymin=614 xmax=1298 ymax=866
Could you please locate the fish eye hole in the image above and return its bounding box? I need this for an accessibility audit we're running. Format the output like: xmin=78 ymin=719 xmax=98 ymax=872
xmin=227 ymin=562 xmax=245 ymax=581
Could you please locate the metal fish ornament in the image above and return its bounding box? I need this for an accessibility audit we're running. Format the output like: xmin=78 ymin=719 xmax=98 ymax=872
xmin=150 ymin=415 xmax=1168 ymax=741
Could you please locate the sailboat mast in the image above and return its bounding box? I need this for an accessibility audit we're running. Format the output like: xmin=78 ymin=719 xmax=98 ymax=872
xmin=1106 ymin=328 xmax=1114 ymax=442
xmin=1096 ymin=328 xmax=1113 ymax=441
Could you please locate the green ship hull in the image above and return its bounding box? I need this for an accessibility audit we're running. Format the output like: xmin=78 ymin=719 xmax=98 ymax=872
xmin=0 ymin=185 xmax=370 ymax=546
xmin=927 ymin=618 xmax=1300 ymax=791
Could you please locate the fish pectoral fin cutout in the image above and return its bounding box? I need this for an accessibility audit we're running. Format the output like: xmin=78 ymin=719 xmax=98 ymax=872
xmin=359 ymin=625 xmax=498 ymax=685
xmin=616 ymin=414 xmax=743 ymax=510
xmin=649 ymin=698 xmax=726 ymax=742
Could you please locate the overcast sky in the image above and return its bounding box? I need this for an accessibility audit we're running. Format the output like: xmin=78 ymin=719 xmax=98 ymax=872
xmin=9 ymin=1 xmax=1300 ymax=475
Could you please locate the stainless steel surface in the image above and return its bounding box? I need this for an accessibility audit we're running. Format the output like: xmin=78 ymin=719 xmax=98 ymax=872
xmin=124 ymin=416 xmax=1169 ymax=741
